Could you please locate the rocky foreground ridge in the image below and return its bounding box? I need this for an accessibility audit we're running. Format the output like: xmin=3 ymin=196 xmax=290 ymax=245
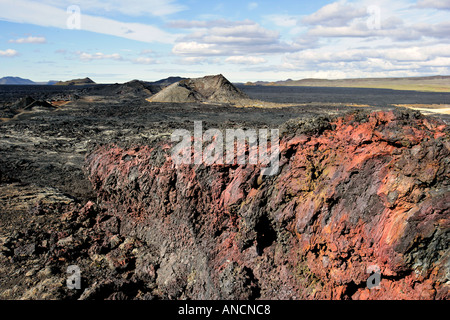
xmin=2 ymin=109 xmax=446 ymax=300
xmin=82 ymin=110 xmax=449 ymax=299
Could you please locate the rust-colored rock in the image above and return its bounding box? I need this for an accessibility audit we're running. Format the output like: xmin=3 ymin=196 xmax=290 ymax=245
xmin=86 ymin=110 xmax=449 ymax=299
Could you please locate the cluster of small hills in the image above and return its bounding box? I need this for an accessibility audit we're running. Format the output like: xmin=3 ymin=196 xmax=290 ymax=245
xmin=0 ymin=74 xmax=251 ymax=107
xmin=0 ymin=76 xmax=95 ymax=85
xmin=0 ymin=76 xmax=187 ymax=86
xmin=2 ymin=75 xmax=450 ymax=92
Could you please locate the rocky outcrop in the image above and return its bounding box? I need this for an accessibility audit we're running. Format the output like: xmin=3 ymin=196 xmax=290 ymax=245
xmin=14 ymin=96 xmax=55 ymax=111
xmin=148 ymin=74 xmax=249 ymax=103
xmin=84 ymin=110 xmax=449 ymax=299
xmin=55 ymin=77 xmax=95 ymax=86
xmin=0 ymin=96 xmax=57 ymax=119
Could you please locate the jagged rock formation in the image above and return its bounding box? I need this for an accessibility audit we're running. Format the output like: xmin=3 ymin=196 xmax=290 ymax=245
xmin=148 ymin=74 xmax=249 ymax=103
xmin=83 ymin=110 xmax=449 ymax=299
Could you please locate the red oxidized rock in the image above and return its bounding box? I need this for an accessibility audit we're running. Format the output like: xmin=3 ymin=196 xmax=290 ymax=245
xmin=85 ymin=110 xmax=449 ymax=299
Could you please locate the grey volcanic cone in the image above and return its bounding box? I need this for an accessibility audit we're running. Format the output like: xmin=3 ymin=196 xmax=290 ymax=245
xmin=148 ymin=74 xmax=249 ymax=103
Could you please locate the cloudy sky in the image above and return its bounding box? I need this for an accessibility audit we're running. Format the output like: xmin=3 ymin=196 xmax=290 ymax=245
xmin=0 ymin=0 xmax=449 ymax=83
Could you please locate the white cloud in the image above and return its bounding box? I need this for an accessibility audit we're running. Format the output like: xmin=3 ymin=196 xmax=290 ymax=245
xmin=283 ymin=42 xmax=450 ymax=77
xmin=419 ymin=56 xmax=450 ymax=66
xmin=0 ymin=49 xmax=19 ymax=57
xmin=132 ymin=57 xmax=156 ymax=64
xmin=183 ymin=57 xmax=207 ymax=63
xmin=9 ymin=36 xmax=47 ymax=44
xmin=413 ymin=20 xmax=450 ymax=38
xmin=38 ymin=0 xmax=186 ymax=17
xmin=415 ymin=0 xmax=450 ymax=10
xmin=210 ymin=24 xmax=278 ymax=39
xmin=299 ymin=0 xmax=450 ymax=43
xmin=168 ymin=19 xmax=255 ymax=29
xmin=74 ymin=50 xmax=163 ymax=64
xmin=172 ymin=42 xmax=222 ymax=55
xmin=1 ymin=0 xmax=449 ymax=80
xmin=76 ymin=52 xmax=122 ymax=61
xmin=302 ymin=1 xmax=367 ymax=27
xmin=307 ymin=23 xmax=372 ymax=37
xmin=225 ymin=56 xmax=266 ymax=64
xmin=304 ymin=15 xmax=450 ymax=41
xmin=177 ymin=56 xmax=210 ymax=65
xmin=0 ymin=0 xmax=178 ymax=44
xmin=265 ymin=14 xmax=299 ymax=28
xmin=172 ymin=20 xmax=298 ymax=57
xmin=248 ymin=2 xmax=258 ymax=10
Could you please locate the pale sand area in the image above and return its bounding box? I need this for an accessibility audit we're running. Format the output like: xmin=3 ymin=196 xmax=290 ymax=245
xmin=392 ymin=104 xmax=450 ymax=115
xmin=237 ymin=100 xmax=450 ymax=117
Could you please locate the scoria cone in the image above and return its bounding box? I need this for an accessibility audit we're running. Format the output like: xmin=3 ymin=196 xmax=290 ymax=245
xmin=147 ymin=74 xmax=249 ymax=103
xmin=86 ymin=110 xmax=449 ymax=299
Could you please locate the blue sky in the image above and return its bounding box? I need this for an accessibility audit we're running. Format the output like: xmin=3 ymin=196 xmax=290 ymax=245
xmin=0 ymin=0 xmax=449 ymax=83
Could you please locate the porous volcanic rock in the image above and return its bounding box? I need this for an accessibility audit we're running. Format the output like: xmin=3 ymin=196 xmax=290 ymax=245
xmin=85 ymin=110 xmax=449 ymax=299
xmin=148 ymin=74 xmax=249 ymax=103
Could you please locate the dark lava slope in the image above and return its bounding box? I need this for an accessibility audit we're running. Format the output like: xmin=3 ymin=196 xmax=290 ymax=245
xmin=149 ymin=74 xmax=249 ymax=103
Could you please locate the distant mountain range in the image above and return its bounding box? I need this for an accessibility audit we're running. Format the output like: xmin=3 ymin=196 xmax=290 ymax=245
xmin=54 ymin=77 xmax=96 ymax=86
xmin=2 ymin=75 xmax=450 ymax=92
xmin=246 ymin=75 xmax=450 ymax=92
xmin=0 ymin=76 xmax=59 ymax=85
xmin=0 ymin=76 xmax=36 ymax=85
xmin=0 ymin=76 xmax=187 ymax=87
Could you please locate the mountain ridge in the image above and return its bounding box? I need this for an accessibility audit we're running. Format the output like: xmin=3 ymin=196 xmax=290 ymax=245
xmin=3 ymin=74 xmax=450 ymax=92
xmin=54 ymin=77 xmax=96 ymax=86
xmin=0 ymin=76 xmax=35 ymax=85
xmin=246 ymin=75 xmax=450 ymax=92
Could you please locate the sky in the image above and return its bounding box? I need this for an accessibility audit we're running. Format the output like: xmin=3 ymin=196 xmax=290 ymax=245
xmin=0 ymin=0 xmax=449 ymax=83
